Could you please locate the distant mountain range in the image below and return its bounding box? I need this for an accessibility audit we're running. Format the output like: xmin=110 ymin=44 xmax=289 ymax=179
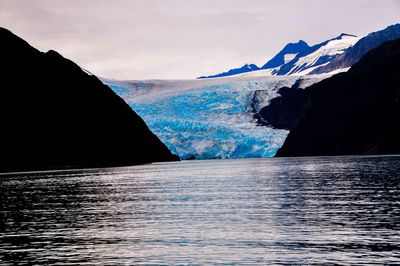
xmin=198 ymin=24 xmax=400 ymax=79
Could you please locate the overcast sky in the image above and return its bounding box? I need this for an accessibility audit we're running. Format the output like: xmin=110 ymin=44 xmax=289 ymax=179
xmin=0 ymin=0 xmax=399 ymax=80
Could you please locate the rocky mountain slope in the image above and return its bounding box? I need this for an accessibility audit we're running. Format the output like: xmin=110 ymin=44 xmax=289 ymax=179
xmin=310 ymin=23 xmax=400 ymax=74
xmin=275 ymin=38 xmax=400 ymax=157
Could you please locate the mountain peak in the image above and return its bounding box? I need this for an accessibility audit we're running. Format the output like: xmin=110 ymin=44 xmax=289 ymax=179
xmin=328 ymin=33 xmax=358 ymax=42
xmin=295 ymin=40 xmax=308 ymax=45
xmin=243 ymin=63 xmax=258 ymax=69
xmin=339 ymin=33 xmax=357 ymax=38
xmin=283 ymin=40 xmax=309 ymax=49
xmin=261 ymin=40 xmax=310 ymax=69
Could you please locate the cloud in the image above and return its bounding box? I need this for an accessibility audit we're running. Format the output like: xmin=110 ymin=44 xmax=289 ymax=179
xmin=1 ymin=0 xmax=399 ymax=79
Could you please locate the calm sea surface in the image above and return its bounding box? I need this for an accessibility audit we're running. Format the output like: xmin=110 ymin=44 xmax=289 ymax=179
xmin=1 ymin=156 xmax=400 ymax=265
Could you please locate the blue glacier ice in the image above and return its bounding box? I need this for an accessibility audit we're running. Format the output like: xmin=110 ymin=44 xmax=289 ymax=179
xmin=104 ymin=76 xmax=320 ymax=159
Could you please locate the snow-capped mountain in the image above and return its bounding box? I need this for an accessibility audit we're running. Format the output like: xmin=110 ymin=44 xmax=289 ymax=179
xmin=274 ymin=33 xmax=360 ymax=75
xmin=199 ymin=33 xmax=360 ymax=79
xmin=310 ymin=23 xmax=400 ymax=74
xmin=199 ymin=24 xmax=400 ymax=79
xmin=261 ymin=40 xmax=310 ymax=69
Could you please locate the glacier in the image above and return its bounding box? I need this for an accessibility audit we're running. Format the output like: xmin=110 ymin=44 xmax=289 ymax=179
xmin=105 ymin=75 xmax=328 ymax=159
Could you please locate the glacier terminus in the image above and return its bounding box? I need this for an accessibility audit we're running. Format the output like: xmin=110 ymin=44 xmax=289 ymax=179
xmin=105 ymin=75 xmax=327 ymax=159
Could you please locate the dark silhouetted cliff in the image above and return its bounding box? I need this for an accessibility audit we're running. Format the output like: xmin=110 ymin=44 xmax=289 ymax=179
xmin=0 ymin=27 xmax=178 ymax=172
xmin=254 ymin=79 xmax=309 ymax=130
xmin=276 ymin=38 xmax=400 ymax=157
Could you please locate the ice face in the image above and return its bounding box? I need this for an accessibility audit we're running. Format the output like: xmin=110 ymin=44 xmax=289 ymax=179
xmin=105 ymin=76 xmax=314 ymax=159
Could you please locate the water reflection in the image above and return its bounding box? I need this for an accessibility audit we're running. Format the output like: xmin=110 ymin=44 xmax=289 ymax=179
xmin=1 ymin=156 xmax=400 ymax=264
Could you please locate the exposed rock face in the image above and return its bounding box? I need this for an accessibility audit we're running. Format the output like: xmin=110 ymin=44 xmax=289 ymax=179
xmin=0 ymin=27 xmax=178 ymax=172
xmin=254 ymin=81 xmax=308 ymax=130
xmin=276 ymin=38 xmax=400 ymax=157
xmin=261 ymin=40 xmax=310 ymax=69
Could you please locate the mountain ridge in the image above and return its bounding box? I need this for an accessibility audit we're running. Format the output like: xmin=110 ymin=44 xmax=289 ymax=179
xmin=261 ymin=40 xmax=310 ymax=69
xmin=310 ymin=23 xmax=400 ymax=74
xmin=275 ymin=33 xmax=360 ymax=75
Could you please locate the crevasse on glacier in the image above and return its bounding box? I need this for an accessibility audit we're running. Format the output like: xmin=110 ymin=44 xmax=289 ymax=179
xmin=105 ymin=76 xmax=317 ymax=159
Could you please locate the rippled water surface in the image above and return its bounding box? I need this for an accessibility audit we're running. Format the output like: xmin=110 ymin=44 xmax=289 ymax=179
xmin=1 ymin=156 xmax=400 ymax=265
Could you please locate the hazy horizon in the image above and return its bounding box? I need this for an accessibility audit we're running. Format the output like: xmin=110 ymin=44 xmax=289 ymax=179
xmin=1 ymin=0 xmax=399 ymax=80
